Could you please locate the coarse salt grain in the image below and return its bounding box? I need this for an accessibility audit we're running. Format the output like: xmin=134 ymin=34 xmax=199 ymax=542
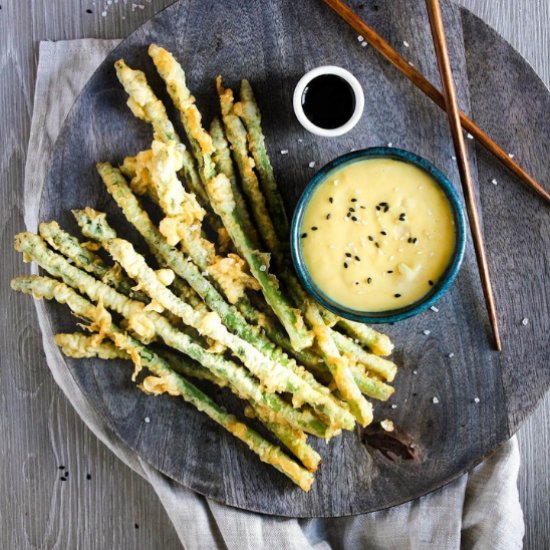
xmin=508 ymin=152 xmax=514 ymax=158
xmin=357 ymin=35 xmax=364 ymax=41
xmin=381 ymin=419 xmax=395 ymax=432
xmin=391 ymin=404 xmax=397 ymax=409
xmin=522 ymin=317 xmax=529 ymax=326
xmin=408 ymin=61 xmax=415 ymax=67
xmin=432 ymin=396 xmax=440 ymax=404
xmin=422 ymin=329 xmax=431 ymax=336
xmin=387 ymin=142 xmax=393 ymax=147
xmin=491 ymin=178 xmax=498 ymax=185
xmin=451 ymin=155 xmax=456 ymax=160
xmin=361 ymin=42 xmax=368 ymax=47
xmin=280 ymin=149 xmax=289 ymax=155
xmin=448 ymin=352 xmax=454 ymax=358
xmin=403 ymin=40 xmax=410 ymax=48
xmin=412 ymin=370 xmax=418 ymax=375
xmin=474 ymin=397 xmax=480 ymax=404
xmin=298 ymin=138 xmax=303 ymax=143
xmin=308 ymin=161 xmax=316 ymax=168
xmin=144 ymin=417 xmax=150 ymax=423
xmin=466 ymin=132 xmax=474 ymax=140
xmin=430 ymin=306 xmax=439 ymax=312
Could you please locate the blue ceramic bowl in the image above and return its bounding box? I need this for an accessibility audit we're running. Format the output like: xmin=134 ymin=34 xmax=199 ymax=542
xmin=291 ymin=147 xmax=466 ymax=324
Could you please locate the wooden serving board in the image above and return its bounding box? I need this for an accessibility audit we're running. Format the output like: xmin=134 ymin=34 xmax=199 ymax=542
xmin=37 ymin=0 xmax=549 ymax=516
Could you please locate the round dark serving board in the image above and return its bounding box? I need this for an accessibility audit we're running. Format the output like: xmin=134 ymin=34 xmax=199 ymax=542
xmin=39 ymin=0 xmax=550 ymax=516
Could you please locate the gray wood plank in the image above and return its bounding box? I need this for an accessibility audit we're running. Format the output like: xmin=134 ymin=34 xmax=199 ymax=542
xmin=1 ymin=0 xmax=548 ymax=546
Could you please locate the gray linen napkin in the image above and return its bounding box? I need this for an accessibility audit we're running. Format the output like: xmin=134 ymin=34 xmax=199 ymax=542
xmin=24 ymin=39 xmax=525 ymax=550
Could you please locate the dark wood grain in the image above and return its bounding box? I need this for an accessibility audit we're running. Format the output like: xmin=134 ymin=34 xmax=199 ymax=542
xmin=30 ymin=0 xmax=549 ymax=517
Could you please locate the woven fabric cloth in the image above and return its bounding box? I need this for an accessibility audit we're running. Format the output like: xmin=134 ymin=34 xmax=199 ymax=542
xmin=24 ymin=39 xmax=525 ymax=550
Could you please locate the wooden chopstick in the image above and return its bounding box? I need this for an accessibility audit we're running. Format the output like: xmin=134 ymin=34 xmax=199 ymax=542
xmin=322 ymin=0 xmax=550 ymax=205
xmin=426 ymin=0 xmax=501 ymax=351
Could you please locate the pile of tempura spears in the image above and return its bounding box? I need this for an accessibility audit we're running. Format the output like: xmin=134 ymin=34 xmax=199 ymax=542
xmin=12 ymin=45 xmax=399 ymax=491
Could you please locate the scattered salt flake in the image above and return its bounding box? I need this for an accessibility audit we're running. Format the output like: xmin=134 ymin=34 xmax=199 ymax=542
xmin=280 ymin=149 xmax=289 ymax=155
xmin=101 ymin=10 xmax=107 ymax=16
xmin=491 ymin=178 xmax=498 ymax=186
xmin=361 ymin=42 xmax=368 ymax=47
xmin=308 ymin=161 xmax=316 ymax=168
xmin=408 ymin=61 xmax=415 ymax=67
xmin=381 ymin=419 xmax=395 ymax=432
xmin=259 ymin=265 xmax=267 ymax=272
xmin=432 ymin=396 xmax=440 ymax=404
xmin=403 ymin=40 xmax=410 ymax=48
xmin=387 ymin=142 xmax=393 ymax=147
xmin=448 ymin=352 xmax=454 ymax=358
xmin=412 ymin=369 xmax=418 ymax=375
xmin=451 ymin=155 xmax=457 ymax=160
xmin=508 ymin=152 xmax=515 ymax=158
xmin=430 ymin=306 xmax=439 ymax=312
xmin=391 ymin=404 xmax=398 ymax=409
xmin=466 ymin=132 xmax=474 ymax=140
xmin=422 ymin=329 xmax=431 ymax=336
xmin=473 ymin=397 xmax=480 ymax=404
xmin=522 ymin=317 xmax=529 ymax=326
xmin=144 ymin=417 xmax=151 ymax=423
xmin=357 ymin=35 xmax=364 ymax=42
xmin=298 ymin=138 xmax=303 ymax=143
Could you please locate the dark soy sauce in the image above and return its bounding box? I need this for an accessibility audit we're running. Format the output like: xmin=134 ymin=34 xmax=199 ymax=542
xmin=302 ymin=74 xmax=356 ymax=129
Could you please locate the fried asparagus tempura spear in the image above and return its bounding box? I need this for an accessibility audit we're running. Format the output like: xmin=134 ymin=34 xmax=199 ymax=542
xmin=14 ymin=234 xmax=341 ymax=435
xmin=234 ymin=79 xmax=290 ymax=242
xmin=114 ymin=60 xmax=209 ymax=206
xmin=12 ymin=276 xmax=313 ymax=490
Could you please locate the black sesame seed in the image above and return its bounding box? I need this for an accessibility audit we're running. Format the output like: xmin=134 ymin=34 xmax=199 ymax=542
xmin=367 ymin=277 xmax=372 ymax=284
xmin=346 ymin=212 xmax=351 ymax=218
xmin=351 ymin=216 xmax=358 ymax=221
xmin=343 ymin=262 xmax=348 ymax=269
xmin=428 ymin=280 xmax=434 ymax=286
xmin=135 ymin=524 xmax=140 ymax=530
xmin=368 ymin=235 xmax=374 ymax=241
xmin=381 ymin=231 xmax=387 ymax=235
xmin=387 ymin=270 xmax=393 ymax=273
xmin=326 ymin=213 xmax=331 ymax=220
xmin=58 ymin=466 xmax=65 ymax=470
xmin=413 ymin=237 xmax=418 ymax=243
xmin=86 ymin=8 xmax=93 ymax=14
xmin=311 ymin=226 xmax=318 ymax=231
xmin=376 ymin=205 xmax=381 ymax=211
xmin=375 ymin=242 xmax=380 ymax=248
xmin=354 ymin=281 xmax=359 ymax=285
xmin=86 ymin=474 xmax=92 ymax=480
xmin=351 ymin=198 xmax=358 ymax=202
xmin=301 ymin=233 xmax=308 ymax=239
xmin=360 ymin=205 xmax=366 ymax=210
xmin=345 ymin=252 xmax=352 ymax=258
xmin=349 ymin=207 xmax=355 ymax=212
xmin=60 ymin=477 xmax=67 ymax=481
xmin=384 ymin=206 xmax=389 ymax=212
xmin=407 ymin=237 xmax=413 ymax=243
xmin=394 ymin=293 xmax=401 ymax=298
xmin=329 ymin=197 xmax=334 ymax=203
xmin=355 ymin=256 xmax=361 ymax=261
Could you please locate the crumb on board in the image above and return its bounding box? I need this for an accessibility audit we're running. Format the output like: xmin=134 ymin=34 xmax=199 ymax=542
xmin=390 ymin=404 xmax=397 ymax=409
xmin=432 ymin=396 xmax=440 ymax=404
xmin=308 ymin=161 xmax=316 ymax=168
xmin=474 ymin=397 xmax=480 ymax=404
xmin=422 ymin=329 xmax=431 ymax=336
xmin=522 ymin=317 xmax=529 ymax=326
xmin=381 ymin=419 xmax=395 ymax=432
xmin=144 ymin=416 xmax=151 ymax=423
xmin=491 ymin=178 xmax=498 ymax=186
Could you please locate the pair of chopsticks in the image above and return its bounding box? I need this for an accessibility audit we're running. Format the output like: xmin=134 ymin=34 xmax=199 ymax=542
xmin=323 ymin=0 xmax=550 ymax=351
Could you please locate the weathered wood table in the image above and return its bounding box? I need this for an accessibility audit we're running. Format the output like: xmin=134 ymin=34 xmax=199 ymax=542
xmin=1 ymin=0 xmax=548 ymax=546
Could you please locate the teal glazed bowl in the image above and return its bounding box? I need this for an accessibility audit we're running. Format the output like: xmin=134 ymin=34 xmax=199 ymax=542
xmin=290 ymin=147 xmax=467 ymax=324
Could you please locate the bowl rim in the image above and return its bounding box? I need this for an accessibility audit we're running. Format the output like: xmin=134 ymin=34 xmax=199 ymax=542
xmin=290 ymin=147 xmax=467 ymax=324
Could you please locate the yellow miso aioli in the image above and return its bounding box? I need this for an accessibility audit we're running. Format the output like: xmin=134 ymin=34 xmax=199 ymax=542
xmin=300 ymin=158 xmax=455 ymax=312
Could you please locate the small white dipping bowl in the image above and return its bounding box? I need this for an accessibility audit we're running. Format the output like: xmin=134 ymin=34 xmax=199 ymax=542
xmin=293 ymin=65 xmax=365 ymax=137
